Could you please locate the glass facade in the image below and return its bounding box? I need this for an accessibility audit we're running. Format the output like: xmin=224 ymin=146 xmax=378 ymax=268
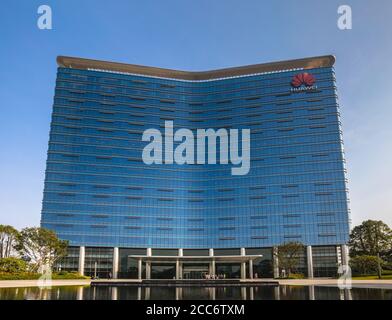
xmin=84 ymin=247 xmax=113 ymax=278
xmin=313 ymin=245 xmax=339 ymax=277
xmin=246 ymin=248 xmax=273 ymax=278
xmin=54 ymin=246 xmax=79 ymax=272
xmin=41 ymin=56 xmax=350 ymax=256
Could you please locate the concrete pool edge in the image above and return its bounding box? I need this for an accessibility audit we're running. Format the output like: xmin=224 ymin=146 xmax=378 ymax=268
xmin=0 ymin=279 xmax=91 ymax=288
xmin=1 ymin=278 xmax=392 ymax=289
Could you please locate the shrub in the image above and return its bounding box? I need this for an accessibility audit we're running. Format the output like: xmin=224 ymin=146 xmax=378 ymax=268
xmin=0 ymin=257 xmax=28 ymax=273
xmin=51 ymin=272 xmax=90 ymax=279
xmin=0 ymin=272 xmax=40 ymax=280
xmin=349 ymin=255 xmax=384 ymax=275
xmin=0 ymin=271 xmax=89 ymax=280
xmin=286 ymin=273 xmax=305 ymax=279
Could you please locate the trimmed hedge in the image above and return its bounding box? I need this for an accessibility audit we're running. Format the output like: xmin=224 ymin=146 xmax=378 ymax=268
xmin=285 ymin=273 xmax=306 ymax=279
xmin=0 ymin=271 xmax=89 ymax=280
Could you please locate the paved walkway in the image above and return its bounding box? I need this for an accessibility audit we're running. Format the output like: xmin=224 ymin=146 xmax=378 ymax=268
xmin=1 ymin=278 xmax=392 ymax=289
xmin=0 ymin=279 xmax=91 ymax=288
xmin=277 ymin=278 xmax=392 ymax=289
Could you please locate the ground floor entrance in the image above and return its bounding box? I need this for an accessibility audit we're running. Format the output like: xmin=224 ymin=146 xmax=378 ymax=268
xmin=182 ymin=264 xmax=209 ymax=279
xmin=130 ymin=251 xmax=260 ymax=280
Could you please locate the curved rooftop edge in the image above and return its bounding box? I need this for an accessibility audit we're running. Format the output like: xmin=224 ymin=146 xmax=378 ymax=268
xmin=57 ymin=55 xmax=335 ymax=81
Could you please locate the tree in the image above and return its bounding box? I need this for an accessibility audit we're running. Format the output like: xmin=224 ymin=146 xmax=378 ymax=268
xmin=349 ymin=220 xmax=392 ymax=278
xmin=275 ymin=242 xmax=305 ymax=277
xmin=0 ymin=257 xmax=27 ymax=273
xmin=349 ymin=255 xmax=384 ymax=275
xmin=15 ymin=227 xmax=68 ymax=273
xmin=0 ymin=225 xmax=19 ymax=258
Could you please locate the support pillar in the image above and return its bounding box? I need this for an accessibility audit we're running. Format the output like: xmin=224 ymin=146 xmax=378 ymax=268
xmin=146 ymin=262 xmax=151 ymax=279
xmin=341 ymin=244 xmax=349 ymax=266
xmin=209 ymin=248 xmax=215 ymax=275
xmin=249 ymin=259 xmax=254 ymax=279
xmin=177 ymin=248 xmax=183 ymax=279
xmin=78 ymin=246 xmax=85 ymax=276
xmin=137 ymin=258 xmax=142 ymax=280
xmin=307 ymin=245 xmax=314 ymax=279
xmin=112 ymin=247 xmax=119 ymax=279
xmin=273 ymin=247 xmax=279 ymax=278
xmin=146 ymin=248 xmax=152 ymax=279
xmin=240 ymin=248 xmax=246 ymax=279
xmin=176 ymin=260 xmax=180 ymax=279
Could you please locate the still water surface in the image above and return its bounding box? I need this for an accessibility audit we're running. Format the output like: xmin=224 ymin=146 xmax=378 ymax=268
xmin=1 ymin=285 xmax=392 ymax=300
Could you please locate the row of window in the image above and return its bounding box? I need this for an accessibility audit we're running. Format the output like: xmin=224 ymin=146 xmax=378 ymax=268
xmin=53 ymin=182 xmax=338 ymax=191
xmin=55 ymin=152 xmax=341 ymax=164
xmin=53 ymin=222 xmax=337 ymax=229
xmin=58 ymin=123 xmax=337 ymax=136
xmin=61 ymin=85 xmax=327 ymax=104
xmin=56 ymin=85 xmax=331 ymax=111
xmin=55 ymin=191 xmax=339 ymax=200
xmin=59 ymin=69 xmax=333 ymax=95
xmin=60 ymin=114 xmax=331 ymax=127
xmin=50 ymin=212 xmax=341 ymax=220
xmin=58 ymin=97 xmax=334 ymax=118
xmin=57 ymin=94 xmax=333 ymax=117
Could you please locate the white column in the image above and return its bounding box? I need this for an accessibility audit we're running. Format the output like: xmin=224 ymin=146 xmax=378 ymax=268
xmin=145 ymin=262 xmax=151 ymax=279
xmin=307 ymin=245 xmax=314 ymax=279
xmin=146 ymin=248 xmax=152 ymax=279
xmin=78 ymin=246 xmax=85 ymax=276
xmin=249 ymin=259 xmax=254 ymax=279
xmin=240 ymin=248 xmax=246 ymax=279
xmin=112 ymin=247 xmax=119 ymax=279
xmin=176 ymin=260 xmax=180 ymax=279
xmin=137 ymin=258 xmax=142 ymax=280
xmin=341 ymin=244 xmax=349 ymax=266
xmin=177 ymin=248 xmax=183 ymax=279
xmin=273 ymin=247 xmax=279 ymax=278
xmin=209 ymin=248 xmax=215 ymax=275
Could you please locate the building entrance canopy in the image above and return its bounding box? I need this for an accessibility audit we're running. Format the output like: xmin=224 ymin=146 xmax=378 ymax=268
xmin=130 ymin=254 xmax=263 ymax=280
xmin=130 ymin=255 xmax=262 ymax=263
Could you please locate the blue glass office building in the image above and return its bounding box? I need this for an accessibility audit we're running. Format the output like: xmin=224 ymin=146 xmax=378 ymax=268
xmin=41 ymin=55 xmax=350 ymax=279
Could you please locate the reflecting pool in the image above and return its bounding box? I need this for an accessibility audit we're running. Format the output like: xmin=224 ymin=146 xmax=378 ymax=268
xmin=1 ymin=285 xmax=392 ymax=300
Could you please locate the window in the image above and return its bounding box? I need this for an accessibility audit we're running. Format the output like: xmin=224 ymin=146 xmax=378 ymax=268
xmin=160 ymin=99 xmax=175 ymax=104
xmin=245 ymin=96 xmax=261 ymax=101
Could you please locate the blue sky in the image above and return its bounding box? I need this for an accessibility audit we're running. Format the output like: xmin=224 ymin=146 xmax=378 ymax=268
xmin=0 ymin=0 xmax=391 ymax=229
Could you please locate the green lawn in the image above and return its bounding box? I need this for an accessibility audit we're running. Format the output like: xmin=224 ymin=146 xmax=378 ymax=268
xmin=352 ymin=274 xmax=392 ymax=280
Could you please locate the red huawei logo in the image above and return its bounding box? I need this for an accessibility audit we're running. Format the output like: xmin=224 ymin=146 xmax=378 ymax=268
xmin=291 ymin=73 xmax=316 ymax=87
